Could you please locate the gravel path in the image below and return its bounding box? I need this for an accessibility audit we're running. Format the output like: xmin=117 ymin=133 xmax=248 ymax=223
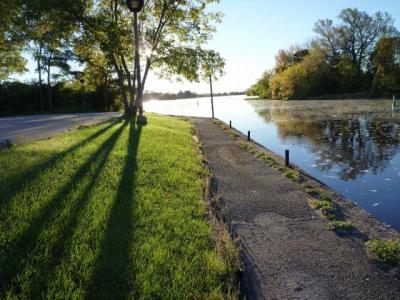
xmin=192 ymin=118 xmax=400 ymax=300
xmin=0 ymin=113 xmax=121 ymax=144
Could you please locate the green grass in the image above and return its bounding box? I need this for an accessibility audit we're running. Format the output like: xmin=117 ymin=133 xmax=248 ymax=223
xmin=283 ymin=168 xmax=302 ymax=182
xmin=326 ymin=220 xmax=354 ymax=231
xmin=0 ymin=115 xmax=236 ymax=298
xmin=366 ymin=240 xmax=400 ymax=264
xmin=311 ymin=200 xmax=336 ymax=220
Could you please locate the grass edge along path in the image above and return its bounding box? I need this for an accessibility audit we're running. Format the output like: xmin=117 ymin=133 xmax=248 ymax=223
xmin=0 ymin=114 xmax=238 ymax=298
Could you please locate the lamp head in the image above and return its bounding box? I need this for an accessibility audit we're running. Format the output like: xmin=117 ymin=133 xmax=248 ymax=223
xmin=126 ymin=0 xmax=144 ymax=13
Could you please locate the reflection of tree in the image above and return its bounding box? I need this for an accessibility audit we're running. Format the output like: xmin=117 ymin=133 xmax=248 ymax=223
xmin=254 ymin=103 xmax=400 ymax=180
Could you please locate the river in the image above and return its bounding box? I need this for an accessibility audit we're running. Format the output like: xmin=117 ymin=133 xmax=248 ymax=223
xmin=145 ymin=95 xmax=400 ymax=231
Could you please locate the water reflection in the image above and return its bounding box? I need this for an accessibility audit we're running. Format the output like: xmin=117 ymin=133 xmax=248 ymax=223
xmin=250 ymin=100 xmax=400 ymax=181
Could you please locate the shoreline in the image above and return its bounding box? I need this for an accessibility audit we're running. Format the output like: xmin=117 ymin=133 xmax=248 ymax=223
xmin=192 ymin=117 xmax=400 ymax=298
xmin=217 ymin=117 xmax=399 ymax=239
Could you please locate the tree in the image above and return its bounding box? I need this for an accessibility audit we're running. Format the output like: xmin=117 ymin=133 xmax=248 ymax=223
xmin=22 ymin=0 xmax=88 ymax=110
xmin=135 ymin=0 xmax=222 ymax=117
xmin=315 ymin=8 xmax=397 ymax=74
xmin=0 ymin=1 xmax=26 ymax=81
xmin=246 ymin=70 xmax=273 ymax=98
xmin=270 ymin=49 xmax=334 ymax=100
xmin=200 ymin=50 xmax=225 ymax=118
xmin=371 ymin=36 xmax=400 ymax=94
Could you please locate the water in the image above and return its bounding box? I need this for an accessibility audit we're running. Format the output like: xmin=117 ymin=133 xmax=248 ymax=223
xmin=145 ymin=96 xmax=400 ymax=230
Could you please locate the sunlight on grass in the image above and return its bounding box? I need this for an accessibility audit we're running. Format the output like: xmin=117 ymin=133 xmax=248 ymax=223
xmin=0 ymin=115 xmax=233 ymax=298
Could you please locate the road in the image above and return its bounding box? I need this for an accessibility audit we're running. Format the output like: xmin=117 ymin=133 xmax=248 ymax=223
xmin=0 ymin=112 xmax=122 ymax=144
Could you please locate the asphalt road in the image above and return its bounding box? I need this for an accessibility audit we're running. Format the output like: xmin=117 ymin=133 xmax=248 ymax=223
xmin=0 ymin=112 xmax=122 ymax=144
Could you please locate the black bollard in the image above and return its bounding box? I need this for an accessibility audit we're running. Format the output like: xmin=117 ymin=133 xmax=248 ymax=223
xmin=285 ymin=150 xmax=290 ymax=167
xmin=247 ymin=131 xmax=251 ymax=142
xmin=229 ymin=121 xmax=232 ymax=129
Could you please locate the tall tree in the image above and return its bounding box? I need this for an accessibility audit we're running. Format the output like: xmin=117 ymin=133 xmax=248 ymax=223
xmin=371 ymin=36 xmax=400 ymax=94
xmin=315 ymin=8 xmax=397 ymax=73
xmin=133 ymin=0 xmax=222 ymax=117
xmin=0 ymin=0 xmax=26 ymax=81
xmin=23 ymin=0 xmax=88 ymax=110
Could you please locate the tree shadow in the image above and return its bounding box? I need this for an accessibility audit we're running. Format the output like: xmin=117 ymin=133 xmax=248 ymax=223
xmin=0 ymin=121 xmax=127 ymax=295
xmin=0 ymin=120 xmax=118 ymax=210
xmin=86 ymin=120 xmax=142 ymax=299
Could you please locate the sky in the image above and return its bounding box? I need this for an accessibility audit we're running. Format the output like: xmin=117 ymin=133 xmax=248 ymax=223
xmin=15 ymin=0 xmax=400 ymax=94
xmin=145 ymin=0 xmax=400 ymax=94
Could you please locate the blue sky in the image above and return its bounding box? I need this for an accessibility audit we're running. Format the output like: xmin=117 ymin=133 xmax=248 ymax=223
xmin=148 ymin=0 xmax=400 ymax=93
xmin=15 ymin=0 xmax=400 ymax=94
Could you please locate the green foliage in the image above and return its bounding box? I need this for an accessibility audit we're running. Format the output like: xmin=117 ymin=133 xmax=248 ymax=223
xmin=249 ymin=8 xmax=400 ymax=100
xmin=0 ymin=81 xmax=121 ymax=116
xmin=372 ymin=37 xmax=400 ymax=94
xmin=247 ymin=70 xmax=273 ymax=98
xmin=0 ymin=114 xmax=236 ymax=298
xmin=312 ymin=200 xmax=336 ymax=220
xmin=326 ymin=220 xmax=354 ymax=231
xmin=283 ymin=168 xmax=302 ymax=182
xmin=0 ymin=1 xmax=26 ymax=81
xmin=270 ymin=49 xmax=335 ymax=100
xmin=366 ymin=240 xmax=400 ymax=264
xmin=304 ymin=185 xmax=322 ymax=197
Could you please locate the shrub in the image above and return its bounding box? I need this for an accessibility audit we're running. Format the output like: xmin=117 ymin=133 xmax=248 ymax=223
xmin=366 ymin=240 xmax=400 ymax=264
xmin=326 ymin=220 xmax=354 ymax=231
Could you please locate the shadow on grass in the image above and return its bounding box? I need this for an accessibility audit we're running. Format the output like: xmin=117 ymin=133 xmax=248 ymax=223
xmin=86 ymin=120 xmax=142 ymax=299
xmin=0 ymin=120 xmax=118 ymax=210
xmin=0 ymin=121 xmax=127 ymax=296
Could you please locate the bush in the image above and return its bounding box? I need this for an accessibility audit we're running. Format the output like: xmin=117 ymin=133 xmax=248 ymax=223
xmin=0 ymin=81 xmax=121 ymax=116
xmin=366 ymin=240 xmax=400 ymax=264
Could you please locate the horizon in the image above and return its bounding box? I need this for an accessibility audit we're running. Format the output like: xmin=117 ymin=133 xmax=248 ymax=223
xmin=11 ymin=0 xmax=400 ymax=94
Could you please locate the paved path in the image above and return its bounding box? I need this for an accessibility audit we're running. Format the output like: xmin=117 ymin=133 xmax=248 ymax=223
xmin=0 ymin=113 xmax=121 ymax=144
xmin=192 ymin=118 xmax=400 ymax=300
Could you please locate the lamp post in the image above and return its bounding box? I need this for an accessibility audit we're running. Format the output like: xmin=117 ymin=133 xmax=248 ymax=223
xmin=126 ymin=0 xmax=147 ymax=124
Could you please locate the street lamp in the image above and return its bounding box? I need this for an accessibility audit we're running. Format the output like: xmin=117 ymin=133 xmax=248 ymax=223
xmin=126 ymin=0 xmax=144 ymax=13
xmin=126 ymin=0 xmax=147 ymax=124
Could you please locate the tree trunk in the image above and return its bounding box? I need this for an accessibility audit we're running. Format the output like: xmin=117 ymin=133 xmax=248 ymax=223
xmin=104 ymin=73 xmax=109 ymax=112
xmin=134 ymin=12 xmax=143 ymax=117
xmin=121 ymin=55 xmax=135 ymax=116
xmin=116 ymin=68 xmax=129 ymax=114
xmin=37 ymin=47 xmax=44 ymax=112
xmin=112 ymin=56 xmax=129 ymax=114
xmin=47 ymin=57 xmax=53 ymax=111
xmin=209 ymin=75 xmax=214 ymax=118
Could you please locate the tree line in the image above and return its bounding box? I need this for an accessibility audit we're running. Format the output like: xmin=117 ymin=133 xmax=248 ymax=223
xmin=247 ymin=8 xmax=400 ymax=100
xmin=0 ymin=0 xmax=224 ymax=115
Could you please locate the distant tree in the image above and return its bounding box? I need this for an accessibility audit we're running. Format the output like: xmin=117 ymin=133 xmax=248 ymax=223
xmin=315 ymin=8 xmax=397 ymax=74
xmin=313 ymin=19 xmax=341 ymax=59
xmin=339 ymin=9 xmax=397 ymax=73
xmin=23 ymin=0 xmax=88 ymax=110
xmin=371 ymin=36 xmax=400 ymax=94
xmin=200 ymin=50 xmax=225 ymax=118
xmin=270 ymin=49 xmax=334 ymax=100
xmin=247 ymin=70 xmax=273 ymax=98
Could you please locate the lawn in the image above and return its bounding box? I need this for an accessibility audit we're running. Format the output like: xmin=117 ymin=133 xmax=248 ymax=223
xmin=0 ymin=114 xmax=236 ymax=299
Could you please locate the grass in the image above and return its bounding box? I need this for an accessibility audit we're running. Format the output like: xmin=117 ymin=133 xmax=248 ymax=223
xmin=366 ymin=240 xmax=400 ymax=264
xmin=311 ymin=199 xmax=336 ymax=220
xmin=326 ymin=220 xmax=354 ymax=231
xmin=0 ymin=114 xmax=236 ymax=298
